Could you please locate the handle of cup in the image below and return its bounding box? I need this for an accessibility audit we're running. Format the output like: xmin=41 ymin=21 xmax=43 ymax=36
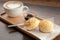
xmin=23 ymin=6 xmax=29 ymax=13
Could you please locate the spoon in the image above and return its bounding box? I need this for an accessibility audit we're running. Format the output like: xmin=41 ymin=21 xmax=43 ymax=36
xmin=8 ymin=23 xmax=24 ymax=27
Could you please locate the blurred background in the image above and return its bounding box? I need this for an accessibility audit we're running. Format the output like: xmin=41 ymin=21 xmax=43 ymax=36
xmin=0 ymin=0 xmax=60 ymax=7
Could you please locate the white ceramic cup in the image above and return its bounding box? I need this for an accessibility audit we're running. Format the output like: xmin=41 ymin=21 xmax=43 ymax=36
xmin=3 ymin=1 xmax=29 ymax=17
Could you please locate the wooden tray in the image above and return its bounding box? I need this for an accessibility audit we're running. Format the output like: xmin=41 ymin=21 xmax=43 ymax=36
xmin=0 ymin=11 xmax=60 ymax=40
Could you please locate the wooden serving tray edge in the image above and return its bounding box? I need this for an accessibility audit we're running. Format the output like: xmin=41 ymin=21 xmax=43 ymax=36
xmin=0 ymin=12 xmax=59 ymax=40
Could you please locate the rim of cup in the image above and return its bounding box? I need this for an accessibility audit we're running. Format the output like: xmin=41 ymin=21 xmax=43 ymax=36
xmin=3 ymin=1 xmax=23 ymax=10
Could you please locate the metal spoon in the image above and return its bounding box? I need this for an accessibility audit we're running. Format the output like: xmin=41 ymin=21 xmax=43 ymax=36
xmin=8 ymin=23 xmax=24 ymax=27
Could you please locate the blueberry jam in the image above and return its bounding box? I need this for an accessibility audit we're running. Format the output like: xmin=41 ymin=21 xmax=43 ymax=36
xmin=25 ymin=14 xmax=34 ymax=20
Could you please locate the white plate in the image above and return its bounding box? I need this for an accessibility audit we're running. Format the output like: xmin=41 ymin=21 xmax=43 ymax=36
xmin=18 ymin=24 xmax=60 ymax=40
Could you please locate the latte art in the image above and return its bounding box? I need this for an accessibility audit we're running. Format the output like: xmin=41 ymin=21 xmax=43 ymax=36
xmin=3 ymin=1 xmax=22 ymax=9
xmin=7 ymin=4 xmax=20 ymax=9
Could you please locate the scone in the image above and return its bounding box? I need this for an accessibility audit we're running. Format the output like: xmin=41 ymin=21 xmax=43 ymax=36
xmin=25 ymin=17 xmax=40 ymax=31
xmin=39 ymin=20 xmax=54 ymax=33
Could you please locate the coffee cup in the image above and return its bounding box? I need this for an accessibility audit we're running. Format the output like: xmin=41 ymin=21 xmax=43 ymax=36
xmin=3 ymin=1 xmax=29 ymax=17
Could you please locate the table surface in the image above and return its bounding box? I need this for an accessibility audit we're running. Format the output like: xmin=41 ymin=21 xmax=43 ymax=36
xmin=0 ymin=1 xmax=60 ymax=40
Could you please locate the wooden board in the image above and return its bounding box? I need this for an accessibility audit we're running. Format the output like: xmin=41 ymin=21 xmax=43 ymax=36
xmin=0 ymin=11 xmax=60 ymax=40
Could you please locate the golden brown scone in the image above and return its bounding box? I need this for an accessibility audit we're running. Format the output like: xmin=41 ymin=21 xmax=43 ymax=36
xmin=39 ymin=20 xmax=54 ymax=33
xmin=25 ymin=17 xmax=40 ymax=31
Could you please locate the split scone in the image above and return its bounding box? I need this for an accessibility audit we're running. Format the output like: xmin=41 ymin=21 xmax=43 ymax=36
xmin=39 ymin=20 xmax=54 ymax=33
xmin=25 ymin=17 xmax=40 ymax=31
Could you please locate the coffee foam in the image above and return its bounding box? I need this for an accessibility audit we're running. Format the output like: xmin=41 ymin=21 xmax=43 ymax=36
xmin=3 ymin=1 xmax=22 ymax=9
xmin=7 ymin=3 xmax=20 ymax=9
